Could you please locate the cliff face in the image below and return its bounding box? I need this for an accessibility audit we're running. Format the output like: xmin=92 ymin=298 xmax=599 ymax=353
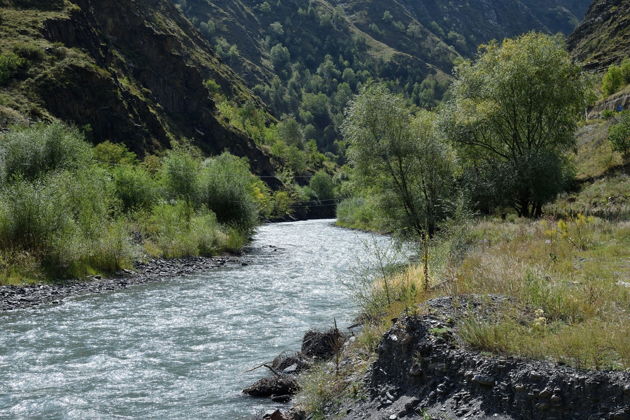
xmin=0 ymin=0 xmax=275 ymax=176
xmin=568 ymin=0 xmax=630 ymax=70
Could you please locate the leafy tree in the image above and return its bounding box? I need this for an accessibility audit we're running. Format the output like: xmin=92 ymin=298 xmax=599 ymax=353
xmin=442 ymin=33 xmax=588 ymax=217
xmin=309 ymin=171 xmax=336 ymax=202
xmin=277 ymin=117 xmax=304 ymax=148
xmin=270 ymin=43 xmax=291 ymax=71
xmin=343 ymin=84 xmax=456 ymax=239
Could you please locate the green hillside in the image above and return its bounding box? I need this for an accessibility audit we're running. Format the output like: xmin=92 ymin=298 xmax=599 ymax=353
xmin=0 ymin=0 xmax=275 ymax=175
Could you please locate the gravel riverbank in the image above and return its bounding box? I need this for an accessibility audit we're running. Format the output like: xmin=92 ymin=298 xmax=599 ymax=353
xmin=0 ymin=255 xmax=247 ymax=312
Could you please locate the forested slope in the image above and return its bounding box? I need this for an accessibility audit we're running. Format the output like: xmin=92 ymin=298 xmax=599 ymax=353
xmin=176 ymin=0 xmax=591 ymax=153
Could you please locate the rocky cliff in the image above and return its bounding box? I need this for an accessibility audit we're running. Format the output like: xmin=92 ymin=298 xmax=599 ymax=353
xmin=568 ymin=0 xmax=630 ymax=70
xmin=0 ymin=0 xmax=276 ymax=175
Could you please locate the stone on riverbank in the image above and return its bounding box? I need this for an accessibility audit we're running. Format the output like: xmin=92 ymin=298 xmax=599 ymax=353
xmin=301 ymin=327 xmax=344 ymax=360
xmin=243 ymin=375 xmax=299 ymax=398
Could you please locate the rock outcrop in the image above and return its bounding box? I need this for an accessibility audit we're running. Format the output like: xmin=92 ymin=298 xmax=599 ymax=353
xmin=334 ymin=296 xmax=630 ymax=419
xmin=568 ymin=0 xmax=630 ymax=70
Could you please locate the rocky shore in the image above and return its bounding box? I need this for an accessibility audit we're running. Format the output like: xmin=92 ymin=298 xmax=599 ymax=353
xmin=259 ymin=296 xmax=630 ymax=420
xmin=0 ymin=255 xmax=245 ymax=312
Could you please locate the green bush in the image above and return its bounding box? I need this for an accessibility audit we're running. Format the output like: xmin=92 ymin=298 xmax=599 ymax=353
xmin=12 ymin=42 xmax=45 ymax=61
xmin=160 ymin=149 xmax=202 ymax=206
xmin=309 ymin=170 xmax=336 ymax=202
xmin=0 ymin=123 xmax=261 ymax=283
xmin=0 ymin=52 xmax=26 ymax=85
xmin=200 ymin=153 xmax=258 ymax=231
xmin=602 ymin=59 xmax=630 ymax=96
xmin=141 ymin=203 xmax=223 ymax=258
xmin=609 ymin=111 xmax=630 ymax=158
xmin=336 ymin=196 xmax=385 ymax=232
xmin=0 ymin=169 xmax=134 ymax=279
xmin=0 ymin=122 xmax=92 ymax=182
xmin=112 ymin=165 xmax=160 ymax=212
xmin=94 ymin=141 xmax=138 ymax=166
xmin=0 ymin=176 xmax=71 ymax=252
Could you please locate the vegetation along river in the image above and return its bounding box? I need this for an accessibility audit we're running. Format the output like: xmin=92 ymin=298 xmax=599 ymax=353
xmin=0 ymin=219 xmax=400 ymax=419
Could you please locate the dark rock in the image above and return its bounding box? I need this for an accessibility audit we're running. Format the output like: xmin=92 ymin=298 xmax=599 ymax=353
xmin=262 ymin=409 xmax=290 ymax=420
xmin=301 ymin=328 xmax=344 ymax=360
xmin=243 ymin=375 xmax=299 ymax=398
xmin=271 ymin=394 xmax=292 ymax=403
xmin=0 ymin=256 xmax=241 ymax=312
xmin=328 ymin=295 xmax=630 ymax=420
xmin=272 ymin=352 xmax=311 ymax=374
xmin=472 ymin=375 xmax=495 ymax=387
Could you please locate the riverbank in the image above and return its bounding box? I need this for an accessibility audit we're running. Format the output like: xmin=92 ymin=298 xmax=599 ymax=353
xmin=256 ymin=212 xmax=630 ymax=419
xmin=271 ymin=295 xmax=630 ymax=420
xmin=0 ymin=255 xmax=247 ymax=311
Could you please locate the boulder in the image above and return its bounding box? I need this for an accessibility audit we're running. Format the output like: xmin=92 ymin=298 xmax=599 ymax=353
xmin=301 ymin=328 xmax=344 ymax=360
xmin=243 ymin=375 xmax=299 ymax=398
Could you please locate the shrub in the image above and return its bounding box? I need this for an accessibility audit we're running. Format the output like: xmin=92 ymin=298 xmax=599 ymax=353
xmin=0 ymin=169 xmax=133 ymax=279
xmin=608 ymin=111 xmax=630 ymax=158
xmin=160 ymin=149 xmax=201 ymax=206
xmin=0 ymin=52 xmax=26 ymax=85
xmin=0 ymin=122 xmax=92 ymax=182
xmin=200 ymin=153 xmax=258 ymax=231
xmin=0 ymin=176 xmax=71 ymax=252
xmin=93 ymin=141 xmax=138 ymax=166
xmin=309 ymin=170 xmax=336 ymax=202
xmin=602 ymin=58 xmax=630 ymax=96
xmin=12 ymin=42 xmax=45 ymax=61
xmin=141 ymin=203 xmax=223 ymax=258
xmin=602 ymin=65 xmax=624 ymax=96
xmin=112 ymin=165 xmax=160 ymax=212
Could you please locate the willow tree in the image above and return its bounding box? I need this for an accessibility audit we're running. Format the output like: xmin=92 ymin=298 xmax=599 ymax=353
xmin=343 ymin=84 xmax=456 ymax=288
xmin=442 ymin=33 xmax=588 ymax=217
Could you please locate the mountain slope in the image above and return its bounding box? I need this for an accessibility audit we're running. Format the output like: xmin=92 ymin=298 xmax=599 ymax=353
xmin=568 ymin=0 xmax=630 ymax=70
xmin=0 ymin=0 xmax=275 ymax=175
xmin=175 ymin=0 xmax=590 ymax=152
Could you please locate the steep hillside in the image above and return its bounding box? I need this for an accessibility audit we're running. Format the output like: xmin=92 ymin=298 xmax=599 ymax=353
xmin=0 ymin=0 xmax=275 ymax=175
xmin=568 ymin=0 xmax=630 ymax=70
xmin=176 ymin=0 xmax=590 ymax=152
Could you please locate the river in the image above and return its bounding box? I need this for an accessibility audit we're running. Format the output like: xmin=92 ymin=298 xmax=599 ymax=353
xmin=0 ymin=220 xmax=399 ymax=419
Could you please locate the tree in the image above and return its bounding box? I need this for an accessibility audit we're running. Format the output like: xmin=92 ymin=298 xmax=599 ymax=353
xmin=442 ymin=33 xmax=588 ymax=217
xmin=270 ymin=43 xmax=291 ymax=71
xmin=309 ymin=171 xmax=335 ymax=202
xmin=342 ymin=84 xmax=456 ymax=239
xmin=277 ymin=117 xmax=304 ymax=149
